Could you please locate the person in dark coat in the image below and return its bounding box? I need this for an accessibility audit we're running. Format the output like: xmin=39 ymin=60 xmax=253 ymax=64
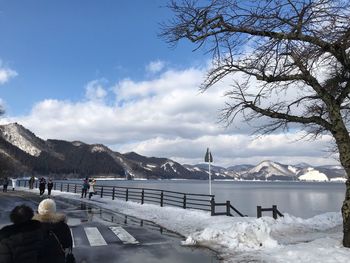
xmin=33 ymin=199 xmax=73 ymax=263
xmin=47 ymin=178 xmax=53 ymax=197
xmin=81 ymin=177 xmax=89 ymax=198
xmin=39 ymin=177 xmax=46 ymax=196
xmin=0 ymin=205 xmax=44 ymax=263
xmin=2 ymin=177 xmax=9 ymax=192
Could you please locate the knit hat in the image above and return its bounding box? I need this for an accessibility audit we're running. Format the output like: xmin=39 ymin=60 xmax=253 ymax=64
xmin=38 ymin=198 xmax=56 ymax=215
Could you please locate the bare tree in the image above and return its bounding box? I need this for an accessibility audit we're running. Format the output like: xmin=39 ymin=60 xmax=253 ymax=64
xmin=161 ymin=0 xmax=350 ymax=247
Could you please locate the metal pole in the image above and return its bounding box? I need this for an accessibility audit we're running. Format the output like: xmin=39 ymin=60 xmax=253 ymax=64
xmin=209 ymin=159 xmax=212 ymax=195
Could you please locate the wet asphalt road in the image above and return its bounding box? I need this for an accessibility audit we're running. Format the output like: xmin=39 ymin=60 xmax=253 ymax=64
xmin=0 ymin=191 xmax=219 ymax=263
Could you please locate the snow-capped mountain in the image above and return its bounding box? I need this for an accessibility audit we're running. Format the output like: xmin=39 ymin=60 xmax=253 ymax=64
xmin=242 ymin=160 xmax=297 ymax=180
xmin=0 ymin=123 xmax=210 ymax=180
xmin=0 ymin=123 xmax=47 ymax=156
xmin=0 ymin=123 xmax=347 ymax=181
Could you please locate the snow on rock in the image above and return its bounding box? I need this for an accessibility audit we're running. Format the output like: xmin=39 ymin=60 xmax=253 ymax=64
xmin=161 ymin=161 xmax=177 ymax=172
xmin=298 ymin=168 xmax=328 ymax=182
xmin=0 ymin=123 xmax=41 ymax=156
xmin=72 ymin=141 xmax=83 ymax=147
xmin=91 ymin=145 xmax=107 ymax=153
xmin=287 ymin=165 xmax=298 ymax=174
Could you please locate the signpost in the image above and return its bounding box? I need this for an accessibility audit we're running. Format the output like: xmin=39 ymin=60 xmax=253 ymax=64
xmin=204 ymin=148 xmax=213 ymax=195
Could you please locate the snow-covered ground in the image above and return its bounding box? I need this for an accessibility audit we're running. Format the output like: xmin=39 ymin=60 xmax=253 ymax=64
xmin=17 ymin=187 xmax=350 ymax=262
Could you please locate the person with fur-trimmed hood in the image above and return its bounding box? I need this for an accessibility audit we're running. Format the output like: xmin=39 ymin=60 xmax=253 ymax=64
xmin=0 ymin=205 xmax=43 ymax=263
xmin=33 ymin=199 xmax=73 ymax=263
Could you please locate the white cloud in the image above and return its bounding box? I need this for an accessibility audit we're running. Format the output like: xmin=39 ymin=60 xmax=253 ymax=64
xmin=0 ymin=66 xmax=17 ymax=84
xmin=85 ymin=79 xmax=108 ymax=101
xmin=5 ymin=65 xmax=340 ymax=167
xmin=146 ymin=60 xmax=165 ymax=74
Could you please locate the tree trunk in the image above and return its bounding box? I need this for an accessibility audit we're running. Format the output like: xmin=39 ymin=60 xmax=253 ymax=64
xmin=342 ymin=179 xmax=350 ymax=247
xmin=330 ymin=113 xmax=350 ymax=247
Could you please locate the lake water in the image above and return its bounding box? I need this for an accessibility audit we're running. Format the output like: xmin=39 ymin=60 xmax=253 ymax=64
xmin=88 ymin=179 xmax=346 ymax=219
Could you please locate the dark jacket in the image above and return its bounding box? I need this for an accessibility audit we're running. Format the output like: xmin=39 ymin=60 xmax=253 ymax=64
xmin=0 ymin=220 xmax=43 ymax=263
xmin=33 ymin=213 xmax=72 ymax=263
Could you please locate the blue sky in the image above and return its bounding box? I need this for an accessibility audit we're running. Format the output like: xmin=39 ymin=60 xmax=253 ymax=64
xmin=0 ymin=1 xmax=337 ymax=167
xmin=0 ymin=0 xmax=204 ymax=115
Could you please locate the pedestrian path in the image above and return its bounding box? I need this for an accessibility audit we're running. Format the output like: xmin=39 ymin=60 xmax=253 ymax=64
xmin=70 ymin=225 xmax=140 ymax=248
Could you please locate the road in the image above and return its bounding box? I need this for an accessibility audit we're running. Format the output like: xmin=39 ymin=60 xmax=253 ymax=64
xmin=0 ymin=191 xmax=219 ymax=263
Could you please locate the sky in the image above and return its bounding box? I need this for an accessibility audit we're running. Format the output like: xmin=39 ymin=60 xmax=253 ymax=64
xmin=0 ymin=0 xmax=339 ymax=167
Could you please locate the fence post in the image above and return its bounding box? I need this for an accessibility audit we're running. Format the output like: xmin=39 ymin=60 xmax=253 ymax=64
xmin=210 ymin=197 xmax=215 ymax=216
xmin=112 ymin=187 xmax=115 ymax=200
xmin=226 ymin=201 xmax=231 ymax=216
xmin=74 ymin=184 xmax=77 ymax=193
xmin=272 ymin=205 xmax=277 ymax=219
xmin=257 ymin=206 xmax=262 ymax=218
xmin=126 ymin=189 xmax=129 ymax=201
xmin=100 ymin=186 xmax=104 ymax=198
xmin=183 ymin=194 xmax=187 ymax=209
xmin=67 ymin=184 xmax=70 ymax=193
xmin=24 ymin=180 xmax=27 ymax=187
xmin=141 ymin=189 xmax=144 ymax=204
xmin=160 ymin=191 xmax=164 ymax=207
xmin=60 ymin=183 xmax=63 ymax=192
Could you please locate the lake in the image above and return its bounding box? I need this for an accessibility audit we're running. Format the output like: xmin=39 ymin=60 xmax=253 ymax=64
xmin=86 ymin=179 xmax=346 ymax=219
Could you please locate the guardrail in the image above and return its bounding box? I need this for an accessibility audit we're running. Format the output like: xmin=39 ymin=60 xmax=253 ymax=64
xmin=18 ymin=180 xmax=215 ymax=212
xmin=17 ymin=180 xmax=281 ymax=219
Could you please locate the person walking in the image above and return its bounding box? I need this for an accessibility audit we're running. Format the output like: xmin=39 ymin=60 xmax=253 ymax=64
xmin=2 ymin=177 xmax=9 ymax=192
xmin=33 ymin=199 xmax=73 ymax=263
xmin=47 ymin=178 xmax=53 ymax=197
xmin=88 ymin=179 xmax=96 ymax=199
xmin=0 ymin=205 xmax=44 ymax=263
xmin=81 ymin=177 xmax=89 ymax=198
xmin=39 ymin=177 xmax=46 ymax=196
xmin=29 ymin=176 xmax=35 ymax=189
xmin=11 ymin=178 xmax=17 ymax=191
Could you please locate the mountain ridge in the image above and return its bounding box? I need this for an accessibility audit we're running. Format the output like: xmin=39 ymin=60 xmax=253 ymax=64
xmin=0 ymin=123 xmax=346 ymax=182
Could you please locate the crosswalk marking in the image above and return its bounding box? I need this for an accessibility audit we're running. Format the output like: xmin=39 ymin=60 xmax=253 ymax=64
xmin=84 ymin=227 xmax=107 ymax=246
xmin=70 ymin=228 xmax=75 ymax=248
xmin=109 ymin=226 xmax=139 ymax=244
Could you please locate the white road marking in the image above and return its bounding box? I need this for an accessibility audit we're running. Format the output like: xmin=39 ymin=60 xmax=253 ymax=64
xmin=84 ymin=227 xmax=107 ymax=246
xmin=109 ymin=226 xmax=139 ymax=244
xmin=70 ymin=228 xmax=75 ymax=248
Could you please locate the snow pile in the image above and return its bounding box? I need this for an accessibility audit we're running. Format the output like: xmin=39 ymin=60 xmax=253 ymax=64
xmin=298 ymin=168 xmax=328 ymax=182
xmin=183 ymin=217 xmax=278 ymax=251
xmin=17 ymin=187 xmax=350 ymax=262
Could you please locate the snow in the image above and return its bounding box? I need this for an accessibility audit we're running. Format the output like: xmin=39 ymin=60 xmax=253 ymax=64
xmin=330 ymin=177 xmax=347 ymax=182
xmin=287 ymin=165 xmax=298 ymax=174
xmin=161 ymin=161 xmax=177 ymax=172
xmin=16 ymin=187 xmax=350 ymax=262
xmin=91 ymin=145 xmax=107 ymax=153
xmin=72 ymin=141 xmax=83 ymax=147
xmin=248 ymin=161 xmax=294 ymax=178
xmin=299 ymin=168 xmax=329 ymax=182
xmin=0 ymin=123 xmax=42 ymax=156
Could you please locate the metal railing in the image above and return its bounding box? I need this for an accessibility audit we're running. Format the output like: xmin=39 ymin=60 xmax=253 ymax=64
xmin=18 ymin=179 xmax=282 ymax=219
xmin=257 ymin=205 xmax=284 ymax=219
xmin=18 ymin=180 xmax=215 ymax=212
